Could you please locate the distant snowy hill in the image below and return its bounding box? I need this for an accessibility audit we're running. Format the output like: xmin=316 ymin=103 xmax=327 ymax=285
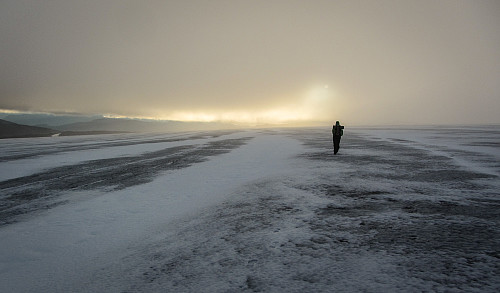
xmin=0 ymin=119 xmax=57 ymax=138
xmin=1 ymin=113 xmax=99 ymax=128
xmin=0 ymin=118 xmax=129 ymax=139
xmin=0 ymin=113 xmax=239 ymax=133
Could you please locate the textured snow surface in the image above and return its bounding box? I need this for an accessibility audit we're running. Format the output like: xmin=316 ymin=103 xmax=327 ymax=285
xmin=0 ymin=127 xmax=499 ymax=292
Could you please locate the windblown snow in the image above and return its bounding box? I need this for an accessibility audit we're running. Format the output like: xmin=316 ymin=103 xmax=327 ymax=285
xmin=0 ymin=126 xmax=499 ymax=292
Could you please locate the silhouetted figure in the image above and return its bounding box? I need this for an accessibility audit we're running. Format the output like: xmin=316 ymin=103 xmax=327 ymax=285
xmin=332 ymin=121 xmax=344 ymax=154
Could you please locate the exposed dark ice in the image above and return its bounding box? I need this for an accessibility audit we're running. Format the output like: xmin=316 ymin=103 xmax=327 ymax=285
xmin=0 ymin=134 xmax=250 ymax=225
xmin=1 ymin=127 xmax=499 ymax=292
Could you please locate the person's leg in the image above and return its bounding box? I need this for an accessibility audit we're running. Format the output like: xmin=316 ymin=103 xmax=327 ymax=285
xmin=333 ymin=136 xmax=340 ymax=154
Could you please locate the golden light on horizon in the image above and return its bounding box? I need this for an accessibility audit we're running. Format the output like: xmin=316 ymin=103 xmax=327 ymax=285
xmin=164 ymin=108 xmax=312 ymax=125
xmin=156 ymin=84 xmax=338 ymax=125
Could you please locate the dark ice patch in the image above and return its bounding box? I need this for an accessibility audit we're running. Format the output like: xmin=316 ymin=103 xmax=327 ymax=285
xmin=0 ymin=137 xmax=252 ymax=225
xmin=0 ymin=130 xmax=237 ymax=162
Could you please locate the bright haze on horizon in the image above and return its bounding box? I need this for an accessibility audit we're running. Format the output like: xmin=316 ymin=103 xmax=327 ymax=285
xmin=1 ymin=0 xmax=499 ymax=126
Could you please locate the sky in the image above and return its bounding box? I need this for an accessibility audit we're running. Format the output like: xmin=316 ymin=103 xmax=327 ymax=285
xmin=1 ymin=0 xmax=499 ymax=126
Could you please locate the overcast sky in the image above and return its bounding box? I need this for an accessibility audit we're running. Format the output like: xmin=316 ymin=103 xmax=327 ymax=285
xmin=1 ymin=0 xmax=499 ymax=125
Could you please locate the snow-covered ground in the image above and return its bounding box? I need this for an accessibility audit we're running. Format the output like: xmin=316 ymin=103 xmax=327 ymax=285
xmin=0 ymin=126 xmax=499 ymax=292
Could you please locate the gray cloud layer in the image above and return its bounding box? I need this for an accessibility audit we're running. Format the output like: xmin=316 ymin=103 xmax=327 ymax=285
xmin=1 ymin=0 xmax=499 ymax=124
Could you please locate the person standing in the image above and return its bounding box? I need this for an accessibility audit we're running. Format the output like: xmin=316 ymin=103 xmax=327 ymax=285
xmin=332 ymin=121 xmax=344 ymax=154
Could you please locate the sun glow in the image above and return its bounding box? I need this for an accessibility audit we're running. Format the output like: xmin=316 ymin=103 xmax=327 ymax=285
xmin=165 ymin=108 xmax=312 ymax=125
xmin=156 ymin=85 xmax=337 ymax=125
xmin=306 ymin=85 xmax=333 ymax=103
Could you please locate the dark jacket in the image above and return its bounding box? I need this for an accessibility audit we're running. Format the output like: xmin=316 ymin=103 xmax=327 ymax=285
xmin=332 ymin=125 xmax=344 ymax=136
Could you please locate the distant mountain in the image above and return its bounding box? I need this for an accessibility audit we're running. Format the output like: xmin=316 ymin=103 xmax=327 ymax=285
xmin=0 ymin=119 xmax=58 ymax=138
xmin=1 ymin=113 xmax=240 ymax=135
xmin=57 ymin=118 xmax=238 ymax=133
xmin=0 ymin=119 xmax=130 ymax=139
xmin=1 ymin=113 xmax=100 ymax=128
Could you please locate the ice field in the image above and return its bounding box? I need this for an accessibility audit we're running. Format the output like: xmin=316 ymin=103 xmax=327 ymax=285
xmin=0 ymin=126 xmax=499 ymax=292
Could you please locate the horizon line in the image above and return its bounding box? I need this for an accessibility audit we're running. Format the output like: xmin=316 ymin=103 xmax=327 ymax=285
xmin=1 ymin=109 xmax=500 ymax=128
